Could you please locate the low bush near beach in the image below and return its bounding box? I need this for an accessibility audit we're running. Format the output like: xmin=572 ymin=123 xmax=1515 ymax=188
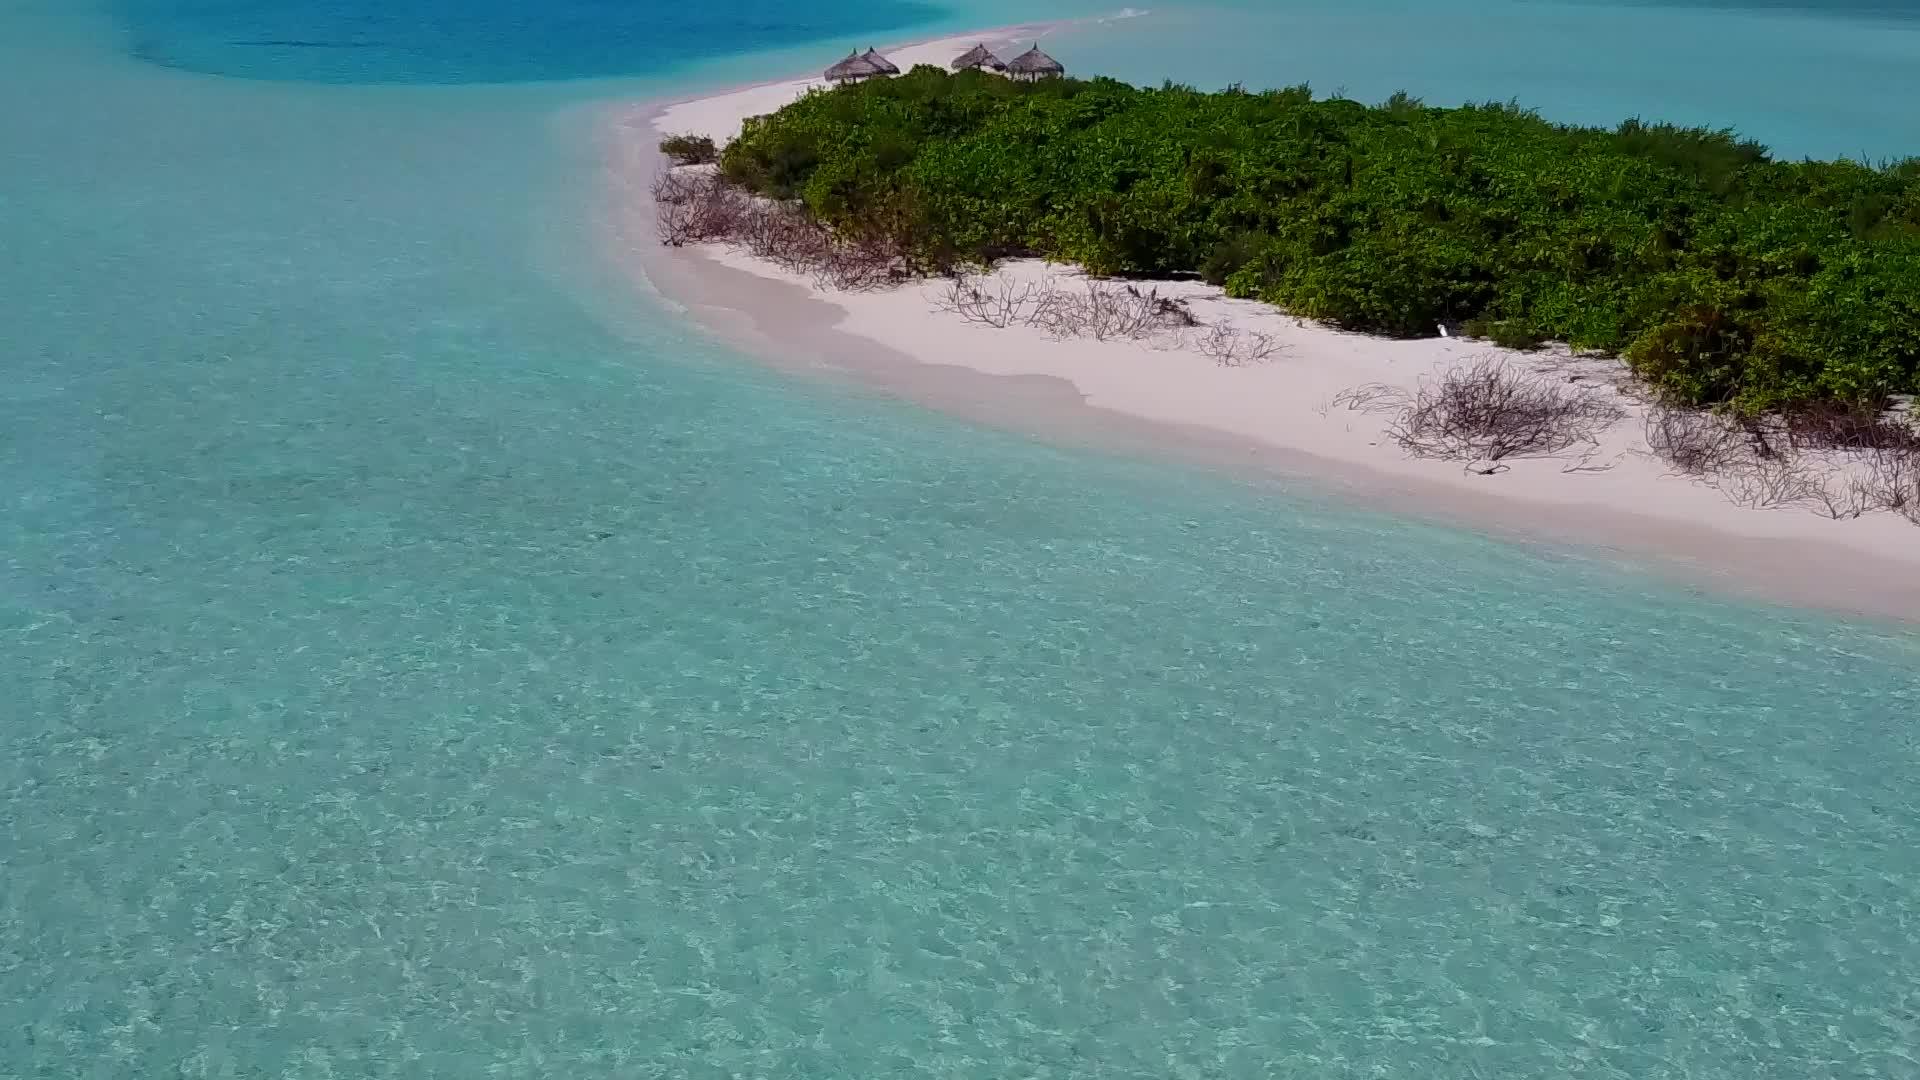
xmin=657 ymin=133 xmax=718 ymax=166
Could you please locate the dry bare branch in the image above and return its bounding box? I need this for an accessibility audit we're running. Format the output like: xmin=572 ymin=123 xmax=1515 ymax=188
xmin=1331 ymin=383 xmax=1410 ymax=414
xmin=1783 ymin=402 xmax=1920 ymax=454
xmin=1559 ymin=443 xmax=1620 ymax=474
xmin=1716 ymin=453 xmax=1821 ymax=512
xmin=1641 ymin=396 xmax=1920 ymax=522
xmin=740 ymin=201 xmax=832 ymax=271
xmin=1030 ymin=282 xmax=1195 ymax=341
xmin=1385 ymin=358 xmax=1625 ymax=462
xmin=934 ymin=274 xmax=1053 ymax=327
xmin=651 ymin=169 xmax=748 ymax=247
xmin=1855 ymin=444 xmax=1920 ymax=522
xmin=1643 ymin=404 xmax=1748 ymax=476
xmin=1193 ymin=322 xmax=1283 ymax=367
xmin=811 ymin=230 xmax=905 ymax=291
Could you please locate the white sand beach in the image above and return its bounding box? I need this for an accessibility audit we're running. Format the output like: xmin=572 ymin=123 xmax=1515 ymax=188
xmin=603 ymin=33 xmax=1920 ymax=620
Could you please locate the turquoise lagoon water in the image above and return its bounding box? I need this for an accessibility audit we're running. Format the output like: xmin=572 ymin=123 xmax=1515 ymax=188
xmin=1068 ymin=0 xmax=1920 ymax=161
xmin=4 ymin=0 xmax=1919 ymax=1076
xmin=109 ymin=0 xmax=948 ymax=84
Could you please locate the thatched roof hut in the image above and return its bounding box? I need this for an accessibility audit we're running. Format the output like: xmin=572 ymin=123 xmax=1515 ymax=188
xmin=950 ymin=43 xmax=1007 ymax=72
xmin=824 ymin=50 xmax=882 ymax=83
xmin=861 ymin=48 xmax=901 ymax=75
xmin=1006 ymin=44 xmax=1064 ymax=81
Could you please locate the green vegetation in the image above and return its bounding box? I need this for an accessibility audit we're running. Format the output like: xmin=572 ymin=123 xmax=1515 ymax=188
xmin=658 ymin=133 xmax=719 ymax=165
xmin=718 ymin=67 xmax=1920 ymax=410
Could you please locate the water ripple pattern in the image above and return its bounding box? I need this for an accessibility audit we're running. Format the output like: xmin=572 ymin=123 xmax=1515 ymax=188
xmin=3 ymin=1 xmax=1918 ymax=1076
xmin=107 ymin=0 xmax=944 ymax=83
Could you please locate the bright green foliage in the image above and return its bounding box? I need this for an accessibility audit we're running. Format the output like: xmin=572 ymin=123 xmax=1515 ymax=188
xmin=719 ymin=66 xmax=1920 ymax=410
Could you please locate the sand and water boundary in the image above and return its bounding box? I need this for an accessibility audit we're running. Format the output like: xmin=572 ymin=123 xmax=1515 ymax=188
xmin=596 ymin=27 xmax=1920 ymax=623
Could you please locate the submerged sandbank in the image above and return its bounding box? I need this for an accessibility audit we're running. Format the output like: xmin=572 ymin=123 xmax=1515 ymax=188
xmin=601 ymin=32 xmax=1920 ymax=623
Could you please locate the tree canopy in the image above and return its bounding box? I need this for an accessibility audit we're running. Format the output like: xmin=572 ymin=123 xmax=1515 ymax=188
xmin=719 ymin=66 xmax=1920 ymax=410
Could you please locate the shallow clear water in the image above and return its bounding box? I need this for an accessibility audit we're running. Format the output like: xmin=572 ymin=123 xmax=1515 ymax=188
xmin=4 ymin=1 xmax=1919 ymax=1076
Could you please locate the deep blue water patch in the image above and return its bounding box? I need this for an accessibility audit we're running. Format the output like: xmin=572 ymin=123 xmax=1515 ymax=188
xmin=109 ymin=0 xmax=946 ymax=83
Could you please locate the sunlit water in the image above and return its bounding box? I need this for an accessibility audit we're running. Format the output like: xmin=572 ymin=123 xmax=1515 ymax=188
xmin=1071 ymin=0 xmax=1920 ymax=160
xmin=4 ymin=1 xmax=1918 ymax=1076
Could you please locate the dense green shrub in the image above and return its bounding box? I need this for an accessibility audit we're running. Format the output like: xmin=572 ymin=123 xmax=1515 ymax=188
xmin=719 ymin=65 xmax=1920 ymax=409
xmin=658 ymin=133 xmax=719 ymax=165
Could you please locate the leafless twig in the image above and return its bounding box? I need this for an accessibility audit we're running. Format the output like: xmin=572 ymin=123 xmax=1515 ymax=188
xmin=1193 ymin=322 xmax=1283 ymax=367
xmin=1716 ymin=453 xmax=1821 ymax=512
xmin=1032 ymin=282 xmax=1195 ymax=341
xmin=1386 ymin=357 xmax=1625 ymax=462
xmin=934 ymin=274 xmax=1053 ymax=327
xmin=651 ymin=169 xmax=748 ymax=247
xmin=1330 ymin=383 xmax=1409 ymax=414
xmin=1642 ymin=404 xmax=1748 ymax=476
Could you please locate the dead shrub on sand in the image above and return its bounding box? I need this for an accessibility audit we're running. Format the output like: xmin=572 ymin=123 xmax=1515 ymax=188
xmin=1783 ymin=401 xmax=1920 ymax=454
xmin=1778 ymin=404 xmax=1920 ymax=521
xmin=1386 ymin=357 xmax=1625 ymax=463
xmin=1193 ymin=322 xmax=1283 ymax=367
xmin=1642 ymin=403 xmax=1749 ymax=476
xmin=1033 ymin=282 xmax=1196 ymax=342
xmin=811 ymin=229 xmax=906 ymax=291
xmin=1714 ymin=453 xmax=1822 ymax=513
xmin=932 ymin=275 xmax=1199 ymax=343
xmin=650 ymin=172 xmax=828 ymax=269
xmin=1856 ymin=446 xmax=1920 ymax=523
xmin=934 ymin=274 xmax=1055 ymax=328
xmin=651 ymin=171 xmax=907 ymax=290
xmin=1330 ymin=383 xmax=1411 ymax=414
xmin=1814 ymin=474 xmax=1878 ymax=520
xmin=1643 ymin=397 xmax=1920 ymax=520
xmin=651 ymin=169 xmax=748 ymax=247
xmin=737 ymin=201 xmax=832 ymax=272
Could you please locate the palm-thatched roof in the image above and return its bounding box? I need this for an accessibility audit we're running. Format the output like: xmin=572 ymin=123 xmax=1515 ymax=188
xmin=950 ymin=43 xmax=1006 ymax=72
xmin=1006 ymin=44 xmax=1064 ymax=79
xmin=824 ymin=50 xmax=882 ymax=82
xmin=861 ymin=47 xmax=901 ymax=75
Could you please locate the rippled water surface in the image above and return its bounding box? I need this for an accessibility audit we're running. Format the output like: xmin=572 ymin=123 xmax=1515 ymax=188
xmin=1070 ymin=0 xmax=1920 ymax=159
xmin=4 ymin=1 xmax=1918 ymax=1075
xmin=108 ymin=0 xmax=964 ymax=82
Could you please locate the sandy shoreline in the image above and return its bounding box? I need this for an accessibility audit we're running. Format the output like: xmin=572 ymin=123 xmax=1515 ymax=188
xmin=600 ymin=30 xmax=1920 ymax=624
